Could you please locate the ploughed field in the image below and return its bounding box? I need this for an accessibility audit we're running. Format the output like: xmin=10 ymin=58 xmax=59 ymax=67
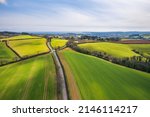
xmin=78 ymin=42 xmax=139 ymax=58
xmin=118 ymin=39 xmax=150 ymax=44
xmin=8 ymin=39 xmax=49 ymax=57
xmin=0 ymin=54 xmax=57 ymax=100
xmin=0 ymin=42 xmax=18 ymax=62
xmin=58 ymin=49 xmax=150 ymax=100
xmin=51 ymin=38 xmax=68 ymax=49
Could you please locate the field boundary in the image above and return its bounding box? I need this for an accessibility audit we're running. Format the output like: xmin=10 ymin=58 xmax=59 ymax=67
xmin=58 ymin=51 xmax=81 ymax=100
xmin=51 ymin=53 xmax=61 ymax=99
xmin=55 ymin=51 xmax=70 ymax=99
xmin=47 ymin=40 xmax=68 ymax=100
xmin=70 ymin=42 xmax=150 ymax=73
xmin=0 ymin=39 xmax=50 ymax=67
xmin=0 ymin=52 xmax=49 ymax=67
xmin=5 ymin=41 xmax=22 ymax=59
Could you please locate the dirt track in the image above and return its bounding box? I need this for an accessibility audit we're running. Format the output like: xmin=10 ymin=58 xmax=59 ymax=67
xmin=47 ymin=42 xmax=68 ymax=100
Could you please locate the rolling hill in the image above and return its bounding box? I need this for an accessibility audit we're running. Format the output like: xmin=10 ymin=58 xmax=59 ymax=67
xmin=58 ymin=49 xmax=150 ymax=100
xmin=78 ymin=42 xmax=139 ymax=58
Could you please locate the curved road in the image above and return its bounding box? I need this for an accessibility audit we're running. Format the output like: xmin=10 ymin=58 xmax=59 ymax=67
xmin=47 ymin=42 xmax=68 ymax=100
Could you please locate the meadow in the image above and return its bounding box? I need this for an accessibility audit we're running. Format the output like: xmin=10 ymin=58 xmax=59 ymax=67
xmin=59 ymin=49 xmax=150 ymax=100
xmin=129 ymin=44 xmax=150 ymax=57
xmin=0 ymin=42 xmax=18 ymax=62
xmin=9 ymin=39 xmax=49 ymax=57
xmin=2 ymin=35 xmax=41 ymax=41
xmin=78 ymin=42 xmax=139 ymax=58
xmin=51 ymin=38 xmax=68 ymax=49
xmin=0 ymin=54 xmax=57 ymax=100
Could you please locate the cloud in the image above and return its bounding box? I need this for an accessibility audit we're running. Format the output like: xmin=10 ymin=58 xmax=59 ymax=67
xmin=0 ymin=0 xmax=7 ymax=4
xmin=0 ymin=0 xmax=150 ymax=31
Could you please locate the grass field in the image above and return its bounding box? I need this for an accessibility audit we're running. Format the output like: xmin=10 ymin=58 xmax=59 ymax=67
xmin=9 ymin=39 xmax=49 ymax=57
xmin=79 ymin=42 xmax=139 ymax=58
xmin=2 ymin=35 xmax=40 ymax=41
xmin=0 ymin=54 xmax=57 ymax=100
xmin=0 ymin=42 xmax=18 ymax=61
xmin=59 ymin=49 xmax=150 ymax=100
xmin=129 ymin=44 xmax=150 ymax=57
xmin=51 ymin=38 xmax=68 ymax=49
xmin=144 ymin=35 xmax=150 ymax=39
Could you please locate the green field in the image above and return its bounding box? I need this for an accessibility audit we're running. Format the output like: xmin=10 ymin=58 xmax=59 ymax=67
xmin=59 ymin=49 xmax=150 ymax=100
xmin=51 ymin=38 xmax=68 ymax=49
xmin=0 ymin=54 xmax=56 ymax=100
xmin=79 ymin=42 xmax=139 ymax=58
xmin=0 ymin=42 xmax=18 ymax=61
xmin=9 ymin=39 xmax=49 ymax=57
xmin=2 ymin=35 xmax=40 ymax=41
xmin=129 ymin=44 xmax=150 ymax=57
xmin=143 ymin=35 xmax=150 ymax=39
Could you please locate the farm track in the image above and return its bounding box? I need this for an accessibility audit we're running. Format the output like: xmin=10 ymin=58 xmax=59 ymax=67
xmin=47 ymin=41 xmax=68 ymax=100
xmin=0 ymin=36 xmax=57 ymax=99
xmin=59 ymin=49 xmax=150 ymax=99
xmin=58 ymin=52 xmax=81 ymax=99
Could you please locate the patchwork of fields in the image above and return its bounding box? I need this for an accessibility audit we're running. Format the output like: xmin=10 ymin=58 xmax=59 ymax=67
xmin=8 ymin=39 xmax=49 ymax=57
xmin=0 ymin=35 xmax=150 ymax=100
xmin=51 ymin=38 xmax=68 ymax=49
xmin=0 ymin=54 xmax=57 ymax=100
xmin=59 ymin=49 xmax=150 ymax=100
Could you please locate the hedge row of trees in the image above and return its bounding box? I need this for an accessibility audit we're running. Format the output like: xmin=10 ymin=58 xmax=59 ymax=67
xmin=0 ymin=51 xmax=45 ymax=66
xmin=66 ymin=41 xmax=150 ymax=73
xmin=0 ymin=57 xmax=20 ymax=66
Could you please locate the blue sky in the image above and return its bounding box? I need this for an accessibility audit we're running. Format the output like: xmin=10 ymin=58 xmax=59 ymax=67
xmin=0 ymin=0 xmax=150 ymax=32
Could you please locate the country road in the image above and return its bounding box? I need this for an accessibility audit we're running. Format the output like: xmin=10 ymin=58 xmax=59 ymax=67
xmin=47 ymin=41 xmax=68 ymax=100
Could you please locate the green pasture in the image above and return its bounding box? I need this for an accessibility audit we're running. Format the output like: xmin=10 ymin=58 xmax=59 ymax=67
xmin=0 ymin=42 xmax=18 ymax=62
xmin=78 ymin=42 xmax=139 ymax=58
xmin=59 ymin=49 xmax=150 ymax=100
xmin=51 ymin=38 xmax=68 ymax=49
xmin=2 ymin=35 xmax=40 ymax=41
xmin=0 ymin=54 xmax=56 ymax=100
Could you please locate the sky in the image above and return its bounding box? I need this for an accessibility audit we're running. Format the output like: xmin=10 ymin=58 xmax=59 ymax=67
xmin=0 ymin=0 xmax=150 ymax=32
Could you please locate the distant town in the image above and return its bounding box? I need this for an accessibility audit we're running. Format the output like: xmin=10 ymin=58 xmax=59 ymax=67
xmin=0 ymin=31 xmax=150 ymax=41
